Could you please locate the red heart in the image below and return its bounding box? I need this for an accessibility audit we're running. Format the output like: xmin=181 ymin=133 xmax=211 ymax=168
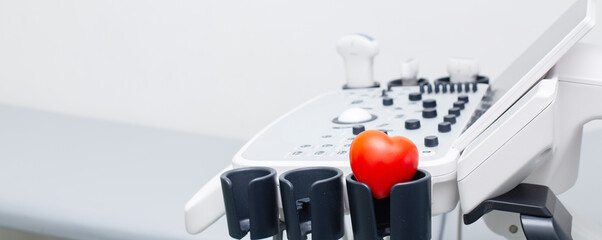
xmin=349 ymin=130 xmax=419 ymax=199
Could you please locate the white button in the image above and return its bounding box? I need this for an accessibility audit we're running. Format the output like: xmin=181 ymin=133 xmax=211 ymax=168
xmin=338 ymin=108 xmax=373 ymax=123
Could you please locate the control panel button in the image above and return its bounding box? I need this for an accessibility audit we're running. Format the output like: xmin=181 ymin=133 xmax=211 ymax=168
xmin=420 ymin=84 xmax=426 ymax=93
xmin=314 ymin=151 xmax=326 ymax=156
xmin=423 ymin=99 xmax=436 ymax=108
xmin=434 ymin=83 xmax=440 ymax=93
xmin=383 ymin=97 xmax=394 ymax=106
xmin=448 ymin=107 xmax=461 ymax=116
xmin=405 ymin=119 xmax=421 ymax=130
xmin=335 ymin=108 xmax=376 ymax=124
xmin=457 ymin=82 xmax=463 ymax=93
xmin=458 ymin=95 xmax=469 ymax=103
xmin=424 ymin=136 xmax=439 ymax=147
xmin=299 ymin=144 xmax=312 ymax=149
xmin=409 ymin=92 xmax=422 ymax=101
xmin=291 ymin=151 xmax=304 ymax=156
xmin=352 ymin=125 xmax=366 ymax=135
xmin=441 ymin=83 xmax=448 ymax=93
xmin=464 ymin=82 xmax=471 ymax=92
xmin=438 ymin=122 xmax=451 ymax=133
xmin=453 ymin=101 xmax=465 ymax=110
xmin=472 ymin=82 xmax=478 ymax=92
xmin=427 ymin=84 xmax=433 ymax=93
xmin=449 ymin=83 xmax=455 ymax=93
xmin=422 ymin=108 xmax=437 ymax=118
xmin=444 ymin=114 xmax=457 ymax=124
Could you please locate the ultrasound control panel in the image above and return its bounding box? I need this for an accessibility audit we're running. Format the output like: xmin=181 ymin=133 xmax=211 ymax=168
xmin=238 ymin=81 xmax=490 ymax=164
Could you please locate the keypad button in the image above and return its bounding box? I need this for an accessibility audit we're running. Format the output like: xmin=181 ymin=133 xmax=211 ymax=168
xmin=458 ymin=95 xmax=469 ymax=103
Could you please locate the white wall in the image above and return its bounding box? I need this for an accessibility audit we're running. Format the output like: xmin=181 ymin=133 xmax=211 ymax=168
xmin=0 ymin=0 xmax=599 ymax=140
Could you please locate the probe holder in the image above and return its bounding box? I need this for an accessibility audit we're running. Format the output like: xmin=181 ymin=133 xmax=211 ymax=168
xmin=221 ymin=167 xmax=280 ymax=239
xmin=346 ymin=169 xmax=432 ymax=240
xmin=387 ymin=78 xmax=429 ymax=90
xmin=279 ymin=167 xmax=344 ymax=240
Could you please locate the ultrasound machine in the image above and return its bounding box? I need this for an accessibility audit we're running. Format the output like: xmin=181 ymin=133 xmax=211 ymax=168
xmin=185 ymin=0 xmax=602 ymax=239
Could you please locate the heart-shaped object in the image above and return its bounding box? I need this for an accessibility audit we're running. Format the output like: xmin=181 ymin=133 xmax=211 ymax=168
xmin=349 ymin=130 xmax=419 ymax=199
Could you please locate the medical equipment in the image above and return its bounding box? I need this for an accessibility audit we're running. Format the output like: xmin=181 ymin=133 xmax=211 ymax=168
xmin=185 ymin=0 xmax=596 ymax=238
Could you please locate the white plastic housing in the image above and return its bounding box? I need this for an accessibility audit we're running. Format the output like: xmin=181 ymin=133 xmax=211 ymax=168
xmin=458 ymin=43 xmax=602 ymax=214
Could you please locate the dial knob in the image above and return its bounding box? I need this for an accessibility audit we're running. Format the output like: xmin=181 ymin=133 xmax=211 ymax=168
xmin=352 ymin=125 xmax=366 ymax=135
xmin=423 ymin=99 xmax=436 ymax=108
xmin=409 ymin=92 xmax=422 ymax=101
xmin=405 ymin=119 xmax=421 ymax=130
xmin=424 ymin=136 xmax=439 ymax=147
xmin=444 ymin=114 xmax=457 ymax=124
xmin=438 ymin=122 xmax=451 ymax=133
xmin=383 ymin=97 xmax=394 ymax=106
xmin=422 ymin=108 xmax=437 ymax=119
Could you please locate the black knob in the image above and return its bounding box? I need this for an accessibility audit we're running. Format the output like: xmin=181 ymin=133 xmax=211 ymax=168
xmin=453 ymin=101 xmax=465 ymax=110
xmin=422 ymin=108 xmax=437 ymax=118
xmin=444 ymin=114 xmax=457 ymax=124
xmin=424 ymin=136 xmax=439 ymax=147
xmin=352 ymin=125 xmax=365 ymax=135
xmin=472 ymin=82 xmax=478 ymax=92
xmin=438 ymin=122 xmax=451 ymax=133
xmin=449 ymin=83 xmax=455 ymax=93
xmin=405 ymin=119 xmax=421 ymax=130
xmin=423 ymin=99 xmax=436 ymax=108
xmin=441 ymin=83 xmax=448 ymax=93
xmin=449 ymin=107 xmax=461 ymax=116
xmin=427 ymin=84 xmax=433 ymax=94
xmin=409 ymin=92 xmax=422 ymax=101
xmin=457 ymin=82 xmax=463 ymax=93
xmin=458 ymin=95 xmax=469 ymax=103
xmin=383 ymin=97 xmax=394 ymax=106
